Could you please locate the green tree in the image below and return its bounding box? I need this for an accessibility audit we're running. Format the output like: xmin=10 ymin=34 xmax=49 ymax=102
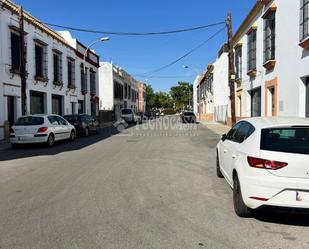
xmin=153 ymin=92 xmax=173 ymax=109
xmin=170 ymin=82 xmax=193 ymax=111
xmin=145 ymin=84 xmax=155 ymax=110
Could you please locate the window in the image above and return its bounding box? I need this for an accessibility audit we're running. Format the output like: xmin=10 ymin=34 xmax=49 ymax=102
xmin=251 ymin=87 xmax=261 ymax=117
xmin=235 ymin=45 xmax=242 ymax=79
xmin=114 ymin=81 xmax=124 ymax=99
xmin=30 ymin=90 xmax=45 ymax=114
xmin=264 ymin=12 xmax=276 ymax=62
xmin=90 ymin=69 xmax=96 ymax=95
xmin=35 ymin=42 xmax=47 ymax=79
xmin=15 ymin=116 xmax=44 ymax=126
xmin=53 ymin=51 xmax=62 ymax=84
xmin=48 ymin=116 xmax=60 ymax=125
xmin=247 ymin=29 xmax=257 ymax=72
xmin=261 ymin=127 xmax=309 ymax=154
xmin=56 ymin=116 xmax=68 ymax=125
xmin=67 ymin=58 xmax=75 ymax=88
xmin=81 ymin=66 xmax=88 ymax=93
xmin=226 ymin=121 xmax=255 ymax=143
xmin=300 ymin=0 xmax=309 ymax=41
xmin=11 ymin=31 xmax=21 ymax=71
xmin=124 ymin=83 xmax=128 ymax=98
xmin=78 ymin=100 xmax=84 ymax=114
xmin=52 ymin=94 xmax=63 ymax=115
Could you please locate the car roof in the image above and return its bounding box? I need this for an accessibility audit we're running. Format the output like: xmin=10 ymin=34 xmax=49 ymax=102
xmin=242 ymin=117 xmax=309 ymax=129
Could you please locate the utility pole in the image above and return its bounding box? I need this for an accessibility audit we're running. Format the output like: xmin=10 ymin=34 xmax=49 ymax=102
xmin=227 ymin=13 xmax=236 ymax=126
xmin=19 ymin=7 xmax=27 ymax=115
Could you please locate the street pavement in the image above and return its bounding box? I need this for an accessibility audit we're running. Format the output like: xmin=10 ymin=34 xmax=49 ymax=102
xmin=0 ymin=116 xmax=309 ymax=249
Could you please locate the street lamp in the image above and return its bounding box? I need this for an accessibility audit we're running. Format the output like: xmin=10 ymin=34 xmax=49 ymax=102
xmin=83 ymin=37 xmax=110 ymax=72
xmin=82 ymin=37 xmax=109 ymax=114
xmin=183 ymin=65 xmax=198 ymax=111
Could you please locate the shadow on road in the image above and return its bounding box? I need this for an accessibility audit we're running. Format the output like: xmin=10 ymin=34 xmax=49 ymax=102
xmin=253 ymin=207 xmax=309 ymax=227
xmin=0 ymin=125 xmax=122 ymax=162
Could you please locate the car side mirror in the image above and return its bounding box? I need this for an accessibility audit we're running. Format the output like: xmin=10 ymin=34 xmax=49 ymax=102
xmin=221 ymin=133 xmax=227 ymax=141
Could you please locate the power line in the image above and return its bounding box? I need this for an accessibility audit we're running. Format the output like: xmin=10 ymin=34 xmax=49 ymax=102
xmin=44 ymin=21 xmax=226 ymax=36
xmin=136 ymin=26 xmax=226 ymax=78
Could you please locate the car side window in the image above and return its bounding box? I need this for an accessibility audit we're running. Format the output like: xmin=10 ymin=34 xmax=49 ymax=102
xmin=232 ymin=121 xmax=256 ymax=143
xmin=56 ymin=116 xmax=68 ymax=125
xmin=48 ymin=116 xmax=60 ymax=125
xmin=226 ymin=122 xmax=242 ymax=141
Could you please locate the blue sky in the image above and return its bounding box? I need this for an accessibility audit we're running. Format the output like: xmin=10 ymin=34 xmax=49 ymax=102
xmin=15 ymin=0 xmax=256 ymax=92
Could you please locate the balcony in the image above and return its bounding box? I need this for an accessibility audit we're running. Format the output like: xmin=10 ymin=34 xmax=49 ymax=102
xmin=299 ymin=37 xmax=309 ymax=50
xmin=263 ymin=60 xmax=276 ymax=70
xmin=247 ymin=69 xmax=257 ymax=78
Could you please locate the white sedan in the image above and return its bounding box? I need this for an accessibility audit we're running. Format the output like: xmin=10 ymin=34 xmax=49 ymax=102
xmin=10 ymin=114 xmax=76 ymax=147
xmin=216 ymin=117 xmax=309 ymax=217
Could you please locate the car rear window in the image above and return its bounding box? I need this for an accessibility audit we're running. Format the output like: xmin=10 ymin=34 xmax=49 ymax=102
xmin=122 ymin=109 xmax=132 ymax=115
xmin=184 ymin=112 xmax=194 ymax=116
xmin=261 ymin=127 xmax=309 ymax=155
xmin=15 ymin=116 xmax=44 ymax=126
xmin=63 ymin=115 xmax=81 ymax=122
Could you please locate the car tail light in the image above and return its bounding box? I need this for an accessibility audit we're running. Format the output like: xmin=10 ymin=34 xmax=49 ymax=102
xmin=37 ymin=127 xmax=48 ymax=133
xmin=247 ymin=156 xmax=288 ymax=170
xmin=10 ymin=128 xmax=15 ymax=134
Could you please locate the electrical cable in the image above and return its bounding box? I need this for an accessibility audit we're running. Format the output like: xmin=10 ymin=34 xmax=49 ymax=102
xmin=44 ymin=21 xmax=226 ymax=36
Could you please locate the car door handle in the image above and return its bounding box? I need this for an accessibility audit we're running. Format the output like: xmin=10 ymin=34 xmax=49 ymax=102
xmin=223 ymin=149 xmax=228 ymax=153
xmin=232 ymin=155 xmax=236 ymax=159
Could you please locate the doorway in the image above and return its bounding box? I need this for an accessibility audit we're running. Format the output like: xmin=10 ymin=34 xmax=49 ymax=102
xmin=306 ymin=77 xmax=309 ymax=118
xmin=7 ymin=96 xmax=16 ymax=126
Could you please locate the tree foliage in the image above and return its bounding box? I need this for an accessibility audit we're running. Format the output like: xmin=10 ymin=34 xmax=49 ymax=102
xmin=170 ymin=82 xmax=193 ymax=111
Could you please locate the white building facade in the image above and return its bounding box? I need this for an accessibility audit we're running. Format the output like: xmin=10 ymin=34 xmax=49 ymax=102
xmin=232 ymin=0 xmax=309 ymax=120
xmin=0 ymin=0 xmax=100 ymax=139
xmin=99 ymin=62 xmax=139 ymax=119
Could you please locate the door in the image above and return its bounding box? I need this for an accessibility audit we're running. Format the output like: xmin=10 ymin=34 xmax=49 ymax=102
xmin=219 ymin=122 xmax=243 ymax=184
xmin=306 ymin=77 xmax=309 ymax=118
xmin=7 ymin=96 xmax=16 ymax=126
xmin=30 ymin=91 xmax=45 ymax=114
xmin=56 ymin=116 xmax=71 ymax=139
xmin=269 ymin=87 xmax=276 ymax=116
xmin=47 ymin=116 xmax=62 ymax=141
xmin=251 ymin=88 xmax=261 ymax=117
xmin=52 ymin=94 xmax=63 ymax=115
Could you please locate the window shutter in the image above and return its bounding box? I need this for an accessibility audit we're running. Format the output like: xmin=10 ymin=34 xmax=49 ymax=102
xmin=43 ymin=46 xmax=48 ymax=78
xmin=300 ymin=0 xmax=304 ymax=41
xmin=59 ymin=55 xmax=63 ymax=83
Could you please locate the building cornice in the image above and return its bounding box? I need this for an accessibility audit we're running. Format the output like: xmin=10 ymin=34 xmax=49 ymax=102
xmin=233 ymin=1 xmax=263 ymax=46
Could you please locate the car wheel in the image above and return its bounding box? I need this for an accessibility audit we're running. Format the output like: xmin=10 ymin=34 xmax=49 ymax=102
xmin=47 ymin=134 xmax=55 ymax=147
xmin=11 ymin=143 xmax=19 ymax=149
xmin=84 ymin=128 xmax=89 ymax=137
xmin=216 ymin=151 xmax=224 ymax=178
xmin=70 ymin=130 xmax=76 ymax=141
xmin=233 ymin=174 xmax=252 ymax=217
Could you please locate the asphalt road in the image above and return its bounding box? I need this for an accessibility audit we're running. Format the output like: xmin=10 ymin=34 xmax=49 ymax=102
xmin=0 ymin=116 xmax=309 ymax=249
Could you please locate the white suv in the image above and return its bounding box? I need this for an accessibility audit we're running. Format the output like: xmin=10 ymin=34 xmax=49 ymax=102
xmin=216 ymin=117 xmax=309 ymax=217
xmin=10 ymin=114 xmax=76 ymax=147
xmin=120 ymin=109 xmax=141 ymax=124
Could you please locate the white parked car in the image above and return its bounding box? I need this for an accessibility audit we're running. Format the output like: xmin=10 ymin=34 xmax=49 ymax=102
xmin=120 ymin=109 xmax=141 ymax=124
xmin=10 ymin=114 xmax=76 ymax=147
xmin=216 ymin=117 xmax=309 ymax=217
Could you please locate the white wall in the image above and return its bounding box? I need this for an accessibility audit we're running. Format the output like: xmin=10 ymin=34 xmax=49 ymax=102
xmin=0 ymin=5 xmax=99 ymax=139
xmin=99 ymin=62 xmax=114 ymax=110
xmin=193 ymin=75 xmax=199 ymax=114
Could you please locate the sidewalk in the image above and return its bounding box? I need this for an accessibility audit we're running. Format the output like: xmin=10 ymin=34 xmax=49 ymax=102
xmin=198 ymin=120 xmax=230 ymax=135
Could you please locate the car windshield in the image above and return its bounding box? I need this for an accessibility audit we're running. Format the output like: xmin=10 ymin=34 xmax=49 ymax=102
xmin=15 ymin=116 xmax=44 ymax=126
xmin=63 ymin=115 xmax=81 ymax=122
xmin=261 ymin=127 xmax=309 ymax=155
xmin=121 ymin=109 xmax=132 ymax=115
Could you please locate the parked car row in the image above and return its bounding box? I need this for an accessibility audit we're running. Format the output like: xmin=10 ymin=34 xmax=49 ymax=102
xmin=216 ymin=117 xmax=309 ymax=217
xmin=10 ymin=114 xmax=99 ymax=148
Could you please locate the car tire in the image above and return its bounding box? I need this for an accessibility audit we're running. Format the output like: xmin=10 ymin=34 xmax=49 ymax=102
xmin=216 ymin=152 xmax=224 ymax=178
xmin=84 ymin=128 xmax=89 ymax=137
xmin=233 ymin=174 xmax=252 ymax=217
xmin=47 ymin=134 xmax=55 ymax=147
xmin=70 ymin=130 xmax=76 ymax=141
xmin=11 ymin=143 xmax=19 ymax=149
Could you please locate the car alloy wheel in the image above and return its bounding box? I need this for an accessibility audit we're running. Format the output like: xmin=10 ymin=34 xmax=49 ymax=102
xmin=70 ymin=130 xmax=76 ymax=141
xmin=85 ymin=128 xmax=89 ymax=137
xmin=216 ymin=152 xmax=224 ymax=178
xmin=233 ymin=174 xmax=252 ymax=217
xmin=47 ymin=134 xmax=54 ymax=147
